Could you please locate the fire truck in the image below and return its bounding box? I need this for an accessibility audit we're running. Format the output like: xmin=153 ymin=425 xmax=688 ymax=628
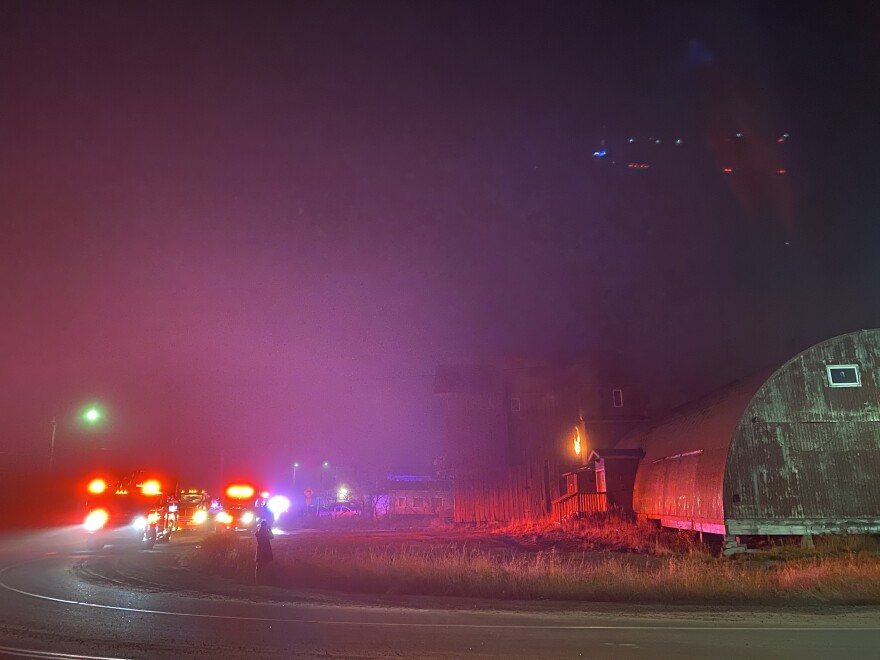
xmin=175 ymin=488 xmax=212 ymax=530
xmin=214 ymin=483 xmax=271 ymax=532
xmin=82 ymin=472 xmax=176 ymax=551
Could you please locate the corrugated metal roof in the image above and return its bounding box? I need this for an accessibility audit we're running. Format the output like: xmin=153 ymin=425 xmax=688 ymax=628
xmin=616 ymin=374 xmax=768 ymax=525
xmin=620 ymin=329 xmax=880 ymax=536
xmin=725 ymin=330 xmax=880 ymax=532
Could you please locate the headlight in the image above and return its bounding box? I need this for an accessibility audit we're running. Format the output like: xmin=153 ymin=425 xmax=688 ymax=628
xmin=84 ymin=509 xmax=109 ymax=532
xmin=241 ymin=512 xmax=254 ymax=524
xmin=216 ymin=511 xmax=233 ymax=525
xmin=267 ymin=495 xmax=290 ymax=517
xmin=193 ymin=510 xmax=208 ymax=524
xmin=132 ymin=516 xmax=148 ymax=530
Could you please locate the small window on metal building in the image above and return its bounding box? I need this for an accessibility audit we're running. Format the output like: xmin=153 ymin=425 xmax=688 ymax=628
xmin=510 ymin=397 xmax=521 ymax=412
xmin=612 ymin=389 xmax=624 ymax=408
xmin=826 ymin=364 xmax=861 ymax=388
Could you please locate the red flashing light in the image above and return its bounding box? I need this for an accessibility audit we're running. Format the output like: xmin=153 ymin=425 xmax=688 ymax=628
xmin=226 ymin=484 xmax=255 ymax=499
xmin=140 ymin=480 xmax=162 ymax=496
xmin=723 ymin=167 xmax=734 ymax=174
xmin=87 ymin=478 xmax=107 ymax=495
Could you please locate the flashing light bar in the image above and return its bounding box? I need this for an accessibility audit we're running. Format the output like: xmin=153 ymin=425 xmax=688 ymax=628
xmin=87 ymin=478 xmax=107 ymax=495
xmin=226 ymin=484 xmax=255 ymax=499
xmin=140 ymin=480 xmax=162 ymax=496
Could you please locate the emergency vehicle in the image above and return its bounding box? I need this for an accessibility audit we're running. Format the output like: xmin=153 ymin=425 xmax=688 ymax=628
xmin=214 ymin=483 xmax=271 ymax=532
xmin=175 ymin=488 xmax=212 ymax=530
xmin=82 ymin=472 xmax=176 ymax=551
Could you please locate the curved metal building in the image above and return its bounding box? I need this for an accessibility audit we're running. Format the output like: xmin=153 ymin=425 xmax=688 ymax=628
xmin=618 ymin=330 xmax=880 ymax=541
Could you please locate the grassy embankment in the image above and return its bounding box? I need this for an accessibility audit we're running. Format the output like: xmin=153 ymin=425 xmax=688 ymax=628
xmin=190 ymin=515 xmax=880 ymax=605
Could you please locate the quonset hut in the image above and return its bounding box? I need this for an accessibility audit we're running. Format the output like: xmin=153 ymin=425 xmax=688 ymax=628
xmin=617 ymin=330 xmax=880 ymax=551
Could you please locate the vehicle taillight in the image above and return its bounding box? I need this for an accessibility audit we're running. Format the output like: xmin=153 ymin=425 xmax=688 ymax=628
xmin=84 ymin=509 xmax=109 ymax=532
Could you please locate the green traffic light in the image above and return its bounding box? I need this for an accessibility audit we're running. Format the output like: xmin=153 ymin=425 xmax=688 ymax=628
xmin=83 ymin=407 xmax=102 ymax=423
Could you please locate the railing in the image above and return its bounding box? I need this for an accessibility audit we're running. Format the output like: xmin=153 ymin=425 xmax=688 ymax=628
xmin=551 ymin=492 xmax=607 ymax=522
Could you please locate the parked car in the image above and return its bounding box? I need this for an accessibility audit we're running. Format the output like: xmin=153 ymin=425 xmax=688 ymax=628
xmin=319 ymin=504 xmax=360 ymax=518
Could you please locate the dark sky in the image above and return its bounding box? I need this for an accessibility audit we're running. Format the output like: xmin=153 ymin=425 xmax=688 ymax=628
xmin=2 ymin=1 xmax=879 ymax=486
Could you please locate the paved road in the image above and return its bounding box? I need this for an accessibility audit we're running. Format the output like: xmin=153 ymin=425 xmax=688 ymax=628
xmin=1 ymin=529 xmax=879 ymax=659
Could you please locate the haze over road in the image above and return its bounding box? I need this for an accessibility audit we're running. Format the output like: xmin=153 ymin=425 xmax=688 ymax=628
xmin=0 ymin=530 xmax=878 ymax=659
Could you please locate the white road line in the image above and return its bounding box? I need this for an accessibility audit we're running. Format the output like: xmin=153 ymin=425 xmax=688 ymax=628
xmin=0 ymin=644 xmax=128 ymax=659
xmin=1 ymin=559 xmax=880 ymax=631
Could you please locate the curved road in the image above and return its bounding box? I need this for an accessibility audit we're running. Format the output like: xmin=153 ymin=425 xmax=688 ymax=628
xmin=1 ymin=529 xmax=879 ymax=659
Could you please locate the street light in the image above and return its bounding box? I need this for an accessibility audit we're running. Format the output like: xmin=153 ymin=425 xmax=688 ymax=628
xmin=292 ymin=462 xmax=299 ymax=488
xmin=49 ymin=404 xmax=105 ymax=470
xmin=49 ymin=416 xmax=58 ymax=471
xmin=319 ymin=461 xmax=330 ymax=513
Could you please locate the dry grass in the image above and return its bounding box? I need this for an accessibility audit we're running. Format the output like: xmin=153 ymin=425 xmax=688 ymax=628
xmin=495 ymin=512 xmax=713 ymax=556
xmin=190 ymin=521 xmax=880 ymax=605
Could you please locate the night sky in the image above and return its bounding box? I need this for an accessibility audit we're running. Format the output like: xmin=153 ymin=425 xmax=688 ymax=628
xmin=2 ymin=1 xmax=879 ymax=486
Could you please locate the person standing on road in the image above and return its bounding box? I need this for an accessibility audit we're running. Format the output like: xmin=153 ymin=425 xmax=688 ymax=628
xmin=254 ymin=518 xmax=274 ymax=584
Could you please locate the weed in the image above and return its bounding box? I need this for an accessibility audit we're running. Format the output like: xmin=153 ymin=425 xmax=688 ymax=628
xmin=191 ymin=527 xmax=880 ymax=605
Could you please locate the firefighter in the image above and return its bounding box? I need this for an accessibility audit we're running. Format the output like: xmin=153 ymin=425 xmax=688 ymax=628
xmin=254 ymin=518 xmax=274 ymax=583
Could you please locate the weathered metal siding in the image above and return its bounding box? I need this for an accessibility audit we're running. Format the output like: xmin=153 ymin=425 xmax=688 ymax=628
xmin=453 ymin=460 xmax=561 ymax=524
xmin=725 ymin=330 xmax=880 ymax=534
xmin=617 ymin=377 xmax=765 ymax=532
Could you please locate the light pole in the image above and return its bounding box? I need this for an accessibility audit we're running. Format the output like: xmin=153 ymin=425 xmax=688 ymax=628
xmin=319 ymin=461 xmax=330 ymax=513
xmin=49 ymin=405 xmax=104 ymax=470
xmin=48 ymin=416 xmax=58 ymax=471
xmin=292 ymin=462 xmax=299 ymax=488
